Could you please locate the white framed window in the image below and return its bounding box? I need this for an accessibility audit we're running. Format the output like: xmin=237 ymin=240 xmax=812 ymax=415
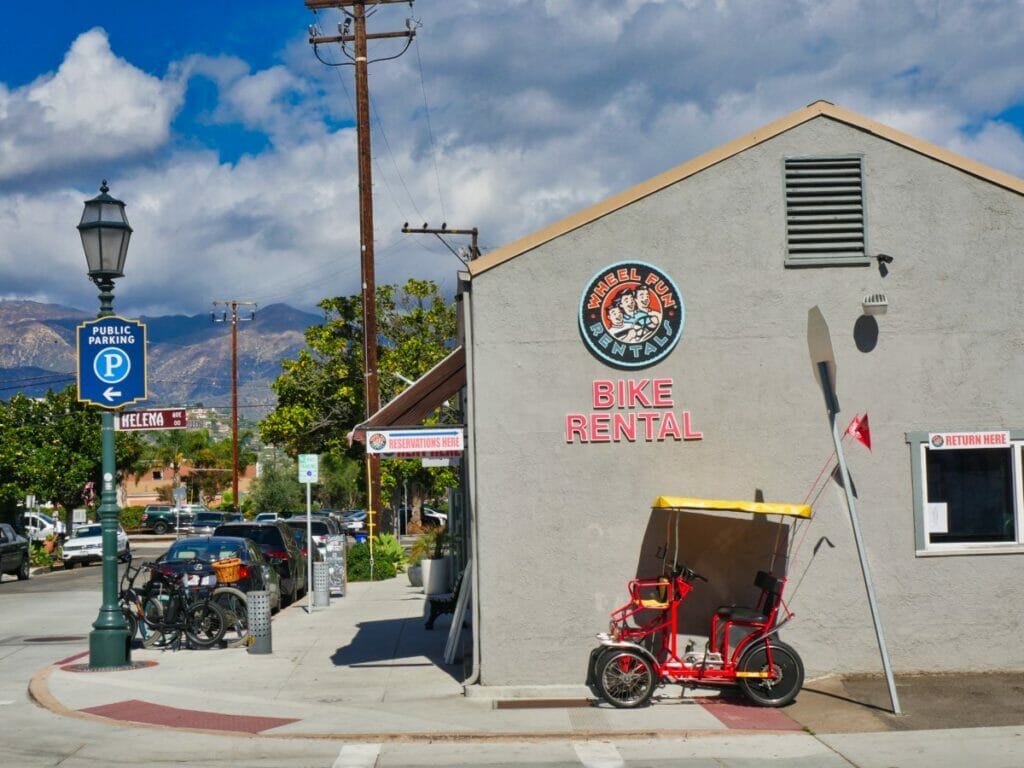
xmin=907 ymin=430 xmax=1024 ymax=555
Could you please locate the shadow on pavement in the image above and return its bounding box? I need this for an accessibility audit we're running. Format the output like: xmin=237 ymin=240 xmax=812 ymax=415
xmin=329 ymin=614 xmax=464 ymax=683
xmin=788 ymin=672 xmax=1024 ymax=734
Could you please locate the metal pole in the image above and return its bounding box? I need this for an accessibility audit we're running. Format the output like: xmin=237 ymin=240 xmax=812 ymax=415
xmin=818 ymin=362 xmax=902 ymax=714
xmin=352 ymin=1 xmax=382 ymax=534
xmin=231 ymin=303 xmax=239 ymax=511
xmin=88 ymin=278 xmax=130 ymax=668
xmin=306 ymin=481 xmax=313 ymax=614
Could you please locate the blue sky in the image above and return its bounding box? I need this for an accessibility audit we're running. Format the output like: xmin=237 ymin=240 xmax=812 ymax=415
xmin=1 ymin=1 xmax=1023 ymax=317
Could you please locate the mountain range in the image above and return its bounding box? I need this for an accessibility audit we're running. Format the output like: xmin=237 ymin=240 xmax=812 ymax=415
xmin=0 ymin=300 xmax=320 ymax=416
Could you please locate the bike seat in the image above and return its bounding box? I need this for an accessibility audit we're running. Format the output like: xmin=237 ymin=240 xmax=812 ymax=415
xmin=715 ymin=571 xmax=781 ymax=622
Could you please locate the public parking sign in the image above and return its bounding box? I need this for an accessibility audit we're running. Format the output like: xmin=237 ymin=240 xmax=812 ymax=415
xmin=76 ymin=316 xmax=147 ymax=409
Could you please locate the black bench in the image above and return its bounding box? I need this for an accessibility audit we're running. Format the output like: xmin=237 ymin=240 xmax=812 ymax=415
xmin=425 ymin=569 xmax=465 ymax=630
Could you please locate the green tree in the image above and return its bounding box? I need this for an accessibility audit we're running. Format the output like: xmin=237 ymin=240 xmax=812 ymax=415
xmin=247 ymin=455 xmax=303 ymax=514
xmin=0 ymin=387 xmax=144 ymax=524
xmin=260 ymin=279 xmax=460 ymax=519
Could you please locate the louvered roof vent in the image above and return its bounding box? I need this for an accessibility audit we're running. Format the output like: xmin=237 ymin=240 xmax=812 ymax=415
xmin=785 ymin=156 xmax=868 ymax=265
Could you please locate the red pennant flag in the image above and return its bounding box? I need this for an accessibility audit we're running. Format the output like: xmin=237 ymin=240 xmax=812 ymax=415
xmin=846 ymin=413 xmax=872 ymax=451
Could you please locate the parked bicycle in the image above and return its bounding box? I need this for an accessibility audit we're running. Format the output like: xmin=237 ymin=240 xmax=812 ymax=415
xmin=118 ymin=556 xmax=163 ymax=647
xmin=140 ymin=560 xmax=228 ymax=650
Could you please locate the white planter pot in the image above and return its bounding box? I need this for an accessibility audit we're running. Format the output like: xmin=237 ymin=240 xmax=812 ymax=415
xmin=407 ymin=564 xmax=423 ymax=588
xmin=421 ymin=557 xmax=450 ymax=596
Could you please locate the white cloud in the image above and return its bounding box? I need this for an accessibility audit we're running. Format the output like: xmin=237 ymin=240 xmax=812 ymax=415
xmin=0 ymin=29 xmax=183 ymax=181
xmin=2 ymin=2 xmax=1024 ymax=317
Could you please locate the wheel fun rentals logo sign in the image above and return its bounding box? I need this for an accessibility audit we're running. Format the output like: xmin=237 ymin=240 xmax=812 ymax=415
xmin=578 ymin=261 xmax=684 ymax=369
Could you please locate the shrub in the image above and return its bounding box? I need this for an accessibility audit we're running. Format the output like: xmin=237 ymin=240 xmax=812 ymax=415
xmin=346 ymin=541 xmax=398 ymax=581
xmin=119 ymin=506 xmax=144 ymax=531
xmin=372 ymin=533 xmax=406 ymax=572
xmin=30 ymin=541 xmax=57 ymax=568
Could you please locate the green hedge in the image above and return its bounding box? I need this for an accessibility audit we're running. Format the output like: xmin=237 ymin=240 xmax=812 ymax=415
xmin=346 ymin=541 xmax=397 ymax=581
xmin=119 ymin=506 xmax=144 ymax=531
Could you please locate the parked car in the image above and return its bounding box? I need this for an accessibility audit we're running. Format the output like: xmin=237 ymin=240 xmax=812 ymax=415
xmin=254 ymin=512 xmax=280 ymax=523
xmin=396 ymin=505 xmax=447 ymax=527
xmin=0 ymin=523 xmax=30 ymax=581
xmin=61 ymin=523 xmax=131 ymax=567
xmin=151 ymin=535 xmax=282 ymax=612
xmin=289 ymin=527 xmax=325 ymax=563
xmin=139 ymin=505 xmax=193 ymax=535
xmin=283 ymin=516 xmax=339 ymax=559
xmin=339 ymin=509 xmax=367 ymax=533
xmin=213 ymin=521 xmax=307 ymax=606
xmin=190 ymin=511 xmax=226 ymax=535
xmin=18 ymin=510 xmax=65 ymax=542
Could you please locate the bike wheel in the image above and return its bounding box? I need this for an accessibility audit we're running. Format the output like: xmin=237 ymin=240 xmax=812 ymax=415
xmin=211 ymin=587 xmax=249 ymax=648
xmin=139 ymin=596 xmax=166 ymax=648
xmin=737 ymin=639 xmax=804 ymax=707
xmin=184 ymin=600 xmax=228 ymax=648
xmin=120 ymin=607 xmax=139 ymax=641
xmin=596 ymin=648 xmax=656 ymax=708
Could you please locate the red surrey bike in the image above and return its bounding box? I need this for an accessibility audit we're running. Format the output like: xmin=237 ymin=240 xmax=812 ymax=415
xmin=588 ymin=496 xmax=812 ymax=708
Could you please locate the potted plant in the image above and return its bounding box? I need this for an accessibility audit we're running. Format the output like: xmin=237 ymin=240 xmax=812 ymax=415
xmin=406 ymin=551 xmax=423 ymax=587
xmin=409 ymin=526 xmax=449 ymax=595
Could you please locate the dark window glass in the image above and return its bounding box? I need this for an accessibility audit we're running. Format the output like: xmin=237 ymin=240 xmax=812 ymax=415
xmin=926 ymin=447 xmax=1014 ymax=543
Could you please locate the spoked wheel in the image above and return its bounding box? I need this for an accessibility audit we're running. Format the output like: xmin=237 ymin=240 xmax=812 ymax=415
xmin=211 ymin=587 xmax=249 ymax=648
xmin=121 ymin=607 xmax=139 ymax=641
xmin=596 ymin=648 xmax=656 ymax=708
xmin=184 ymin=601 xmax=228 ymax=648
xmin=737 ymin=639 xmax=804 ymax=707
xmin=139 ymin=596 xmax=165 ymax=648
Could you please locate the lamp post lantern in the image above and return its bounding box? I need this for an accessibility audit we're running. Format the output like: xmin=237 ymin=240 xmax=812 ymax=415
xmin=79 ymin=180 xmax=133 ymax=668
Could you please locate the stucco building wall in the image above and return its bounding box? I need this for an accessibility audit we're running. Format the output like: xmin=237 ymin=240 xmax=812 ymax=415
xmin=464 ymin=113 xmax=1024 ymax=687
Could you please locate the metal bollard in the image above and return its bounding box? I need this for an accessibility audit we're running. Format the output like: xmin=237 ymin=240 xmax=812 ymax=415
xmin=313 ymin=561 xmax=330 ymax=609
xmin=246 ymin=590 xmax=272 ymax=654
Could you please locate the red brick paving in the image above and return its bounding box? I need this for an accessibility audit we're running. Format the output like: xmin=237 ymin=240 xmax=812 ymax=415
xmin=80 ymin=699 xmax=299 ymax=734
xmin=698 ymin=698 xmax=802 ymax=730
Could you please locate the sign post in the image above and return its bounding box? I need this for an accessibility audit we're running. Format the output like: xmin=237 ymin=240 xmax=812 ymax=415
xmin=807 ymin=306 xmax=901 ymax=715
xmin=298 ymin=454 xmax=318 ymax=613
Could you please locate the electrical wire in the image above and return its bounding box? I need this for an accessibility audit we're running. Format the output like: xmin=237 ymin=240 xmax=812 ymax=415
xmin=413 ymin=20 xmax=447 ymax=224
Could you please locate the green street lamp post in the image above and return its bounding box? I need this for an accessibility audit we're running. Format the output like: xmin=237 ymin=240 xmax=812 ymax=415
xmin=78 ymin=180 xmax=133 ymax=668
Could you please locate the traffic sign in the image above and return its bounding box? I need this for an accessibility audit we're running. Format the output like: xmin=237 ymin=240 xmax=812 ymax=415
xmin=298 ymin=454 xmax=319 ymax=484
xmin=76 ymin=316 xmax=148 ymax=409
xmin=115 ymin=408 xmax=187 ymax=431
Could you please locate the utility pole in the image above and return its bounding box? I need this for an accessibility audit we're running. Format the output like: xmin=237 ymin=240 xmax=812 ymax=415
xmin=401 ymin=222 xmax=481 ymax=261
xmin=306 ymin=0 xmax=415 ymax=532
xmin=212 ymin=300 xmax=256 ymax=512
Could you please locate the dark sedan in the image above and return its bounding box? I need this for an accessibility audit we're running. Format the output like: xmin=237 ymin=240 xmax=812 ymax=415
xmin=0 ymin=523 xmax=30 ymax=581
xmin=190 ymin=511 xmax=227 ymax=536
xmin=283 ymin=516 xmax=340 ymax=559
xmin=151 ymin=535 xmax=281 ymax=612
xmin=213 ymin=521 xmax=307 ymax=606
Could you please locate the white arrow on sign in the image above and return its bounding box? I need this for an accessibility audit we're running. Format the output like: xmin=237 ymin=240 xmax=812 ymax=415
xmin=103 ymin=387 xmax=123 ymax=402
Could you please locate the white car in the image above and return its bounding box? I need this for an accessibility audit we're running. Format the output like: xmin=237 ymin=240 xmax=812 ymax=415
xmin=61 ymin=523 xmax=131 ymax=567
xmin=19 ymin=511 xmax=65 ymax=542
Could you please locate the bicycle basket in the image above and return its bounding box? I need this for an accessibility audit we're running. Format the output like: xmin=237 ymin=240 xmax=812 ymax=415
xmin=212 ymin=557 xmax=241 ymax=584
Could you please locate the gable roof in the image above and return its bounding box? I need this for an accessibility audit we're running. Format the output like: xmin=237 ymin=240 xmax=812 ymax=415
xmin=468 ymin=100 xmax=1024 ymax=278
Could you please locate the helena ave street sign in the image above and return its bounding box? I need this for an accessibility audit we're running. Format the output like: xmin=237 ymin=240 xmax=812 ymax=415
xmin=76 ymin=316 xmax=148 ymax=409
xmin=115 ymin=408 xmax=187 ymax=431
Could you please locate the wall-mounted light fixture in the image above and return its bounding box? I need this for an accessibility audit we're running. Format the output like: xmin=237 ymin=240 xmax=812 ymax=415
xmin=862 ymin=293 xmax=888 ymax=315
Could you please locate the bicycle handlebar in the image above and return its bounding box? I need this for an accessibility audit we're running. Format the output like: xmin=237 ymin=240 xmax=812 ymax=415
xmin=672 ymin=564 xmax=709 ymax=583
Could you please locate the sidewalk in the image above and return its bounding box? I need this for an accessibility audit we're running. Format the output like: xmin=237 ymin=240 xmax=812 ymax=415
xmin=29 ymin=573 xmax=1024 ymax=742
